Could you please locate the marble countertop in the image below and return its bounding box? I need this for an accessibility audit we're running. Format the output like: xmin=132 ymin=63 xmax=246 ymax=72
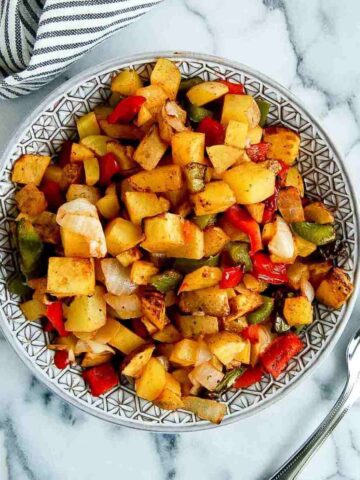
xmin=1 ymin=0 xmax=360 ymax=479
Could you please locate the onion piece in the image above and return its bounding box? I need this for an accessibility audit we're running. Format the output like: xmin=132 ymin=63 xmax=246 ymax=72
xmin=104 ymin=292 xmax=142 ymax=319
xmin=268 ymin=216 xmax=295 ymax=260
xmin=195 ymin=340 xmax=213 ymax=366
xmin=101 ymin=259 xmax=137 ymax=296
xmin=191 ymin=362 xmax=225 ymax=391
xmin=300 ymin=277 xmax=315 ymax=302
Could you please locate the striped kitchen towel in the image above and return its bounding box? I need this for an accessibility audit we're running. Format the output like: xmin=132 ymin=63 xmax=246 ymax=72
xmin=0 ymin=0 xmax=163 ymax=100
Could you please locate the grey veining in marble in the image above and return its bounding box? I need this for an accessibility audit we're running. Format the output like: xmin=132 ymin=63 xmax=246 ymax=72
xmin=1 ymin=0 xmax=360 ymax=479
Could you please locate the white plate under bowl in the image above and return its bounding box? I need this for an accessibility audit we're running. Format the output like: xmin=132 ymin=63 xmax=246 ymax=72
xmin=0 ymin=51 xmax=359 ymax=432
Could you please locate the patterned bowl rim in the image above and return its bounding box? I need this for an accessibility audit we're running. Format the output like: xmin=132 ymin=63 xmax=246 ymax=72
xmin=0 ymin=51 xmax=359 ymax=432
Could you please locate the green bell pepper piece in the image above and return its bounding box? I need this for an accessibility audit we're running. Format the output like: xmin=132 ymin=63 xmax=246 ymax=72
xmin=17 ymin=219 xmax=44 ymax=278
xmin=256 ymin=99 xmax=270 ymax=127
xmin=187 ymin=103 xmax=214 ymax=123
xmin=228 ymin=242 xmax=252 ymax=272
xmin=7 ymin=275 xmax=32 ymax=297
xmin=173 ymin=255 xmax=220 ymax=274
xmin=192 ymin=214 xmax=217 ymax=230
xmin=214 ymin=367 xmax=244 ymax=394
xmin=150 ymin=270 xmax=183 ymax=294
xmin=179 ymin=76 xmax=203 ymax=93
xmin=247 ymin=296 xmax=274 ymax=324
xmin=184 ymin=162 xmax=207 ymax=193
xmin=291 ymin=222 xmax=336 ymax=246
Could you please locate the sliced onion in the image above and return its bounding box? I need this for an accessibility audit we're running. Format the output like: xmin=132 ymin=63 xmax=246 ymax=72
xmin=104 ymin=292 xmax=141 ymax=319
xmin=87 ymin=340 xmax=115 ymax=354
xmin=191 ymin=362 xmax=224 ymax=391
xmin=195 ymin=340 xmax=213 ymax=366
xmin=300 ymin=277 xmax=315 ymax=302
xmin=101 ymin=259 xmax=137 ymax=296
xmin=268 ymin=216 xmax=295 ymax=260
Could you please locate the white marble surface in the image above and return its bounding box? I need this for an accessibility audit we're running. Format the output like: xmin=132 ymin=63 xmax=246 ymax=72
xmin=1 ymin=0 xmax=360 ymax=479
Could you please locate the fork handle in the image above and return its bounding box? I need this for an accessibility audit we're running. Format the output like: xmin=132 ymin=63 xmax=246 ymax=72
xmin=269 ymin=378 xmax=356 ymax=480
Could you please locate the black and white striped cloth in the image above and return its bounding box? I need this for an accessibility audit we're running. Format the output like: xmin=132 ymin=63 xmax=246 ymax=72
xmin=0 ymin=0 xmax=163 ymax=100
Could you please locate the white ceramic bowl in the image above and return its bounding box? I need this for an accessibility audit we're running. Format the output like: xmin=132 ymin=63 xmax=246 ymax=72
xmin=0 ymin=52 xmax=359 ymax=431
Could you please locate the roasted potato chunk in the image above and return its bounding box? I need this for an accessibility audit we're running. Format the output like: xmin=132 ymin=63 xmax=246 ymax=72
xmin=15 ymin=183 xmax=47 ymax=216
xmin=263 ymin=126 xmax=300 ymax=166
xmin=316 ymin=268 xmax=353 ymax=309
xmin=12 ymin=154 xmax=51 ymax=186
xmin=47 ymin=257 xmax=95 ymax=296
xmin=121 ymin=344 xmax=155 ymax=378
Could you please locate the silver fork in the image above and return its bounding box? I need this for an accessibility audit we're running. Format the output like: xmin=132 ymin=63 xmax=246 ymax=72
xmin=269 ymin=327 xmax=360 ymax=480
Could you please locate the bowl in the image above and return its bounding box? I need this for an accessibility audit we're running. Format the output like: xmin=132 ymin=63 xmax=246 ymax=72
xmin=0 ymin=51 xmax=359 ymax=432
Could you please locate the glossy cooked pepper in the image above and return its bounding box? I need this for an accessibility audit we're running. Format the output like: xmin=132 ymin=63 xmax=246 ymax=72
xmin=184 ymin=162 xmax=207 ymax=193
xmin=241 ymin=325 xmax=260 ymax=344
xmin=54 ymin=350 xmax=70 ymax=369
xmin=99 ymin=152 xmax=121 ymax=186
xmin=150 ymin=269 xmax=183 ymax=293
xmin=256 ymin=99 xmax=270 ymax=127
xmin=107 ymin=95 xmax=146 ymax=124
xmin=82 ymin=362 xmax=119 ymax=396
xmin=214 ymin=367 xmax=244 ymax=394
xmin=40 ymin=180 xmax=64 ymax=212
xmin=17 ymin=219 xmax=44 ymax=278
xmin=234 ymin=366 xmax=264 ymax=389
xmin=187 ymin=103 xmax=214 ymax=123
xmin=291 ymin=222 xmax=336 ymax=246
xmin=7 ymin=275 xmax=32 ymax=297
xmin=247 ymin=296 xmax=274 ymax=324
xmin=262 ymin=161 xmax=290 ymax=223
xmin=246 ymin=142 xmax=269 ymax=163
xmin=224 ymin=205 xmax=262 ymax=255
xmin=192 ymin=214 xmax=217 ymax=230
xmin=217 ymin=79 xmax=245 ymax=95
xmin=179 ymin=76 xmax=203 ymax=93
xmin=197 ymin=117 xmax=225 ymax=147
xmin=173 ymin=255 xmax=220 ymax=274
xmin=227 ymin=242 xmax=252 ymax=272
xmin=219 ymin=265 xmax=244 ymax=289
xmin=58 ymin=140 xmax=72 ymax=167
xmin=251 ymin=252 xmax=288 ymax=285
xmin=260 ymin=332 xmax=304 ymax=378
xmin=46 ymin=301 xmax=68 ymax=337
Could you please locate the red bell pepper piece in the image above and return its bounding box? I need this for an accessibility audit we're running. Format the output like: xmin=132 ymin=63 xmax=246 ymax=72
xmin=261 ymin=332 xmax=304 ymax=378
xmin=82 ymin=363 xmax=119 ymax=396
xmin=251 ymin=252 xmax=288 ymax=285
xmin=224 ymin=205 xmax=262 ymax=254
xmin=43 ymin=319 xmax=55 ymax=333
xmin=40 ymin=180 xmax=64 ymax=212
xmin=246 ymin=142 xmax=269 ymax=162
xmin=277 ymin=161 xmax=290 ymax=184
xmin=197 ymin=117 xmax=225 ymax=146
xmin=54 ymin=350 xmax=69 ymax=369
xmin=99 ymin=152 xmax=121 ymax=186
xmin=46 ymin=302 xmax=68 ymax=337
xmin=58 ymin=140 xmax=72 ymax=167
xmin=107 ymin=95 xmax=146 ymax=124
xmin=234 ymin=366 xmax=263 ymax=389
xmin=241 ymin=325 xmax=260 ymax=344
xmin=219 ymin=266 xmax=244 ymax=289
xmin=217 ymin=79 xmax=245 ymax=95
xmin=262 ymin=161 xmax=290 ymax=223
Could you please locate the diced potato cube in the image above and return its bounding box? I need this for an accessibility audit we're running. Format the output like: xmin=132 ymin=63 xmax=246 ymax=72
xmin=222 ymin=315 xmax=247 ymax=334
xmin=170 ymin=339 xmax=199 ymax=366
xmin=294 ymin=234 xmax=317 ymax=257
xmin=20 ymin=299 xmax=46 ymax=321
xmin=225 ymin=120 xmax=249 ymax=149
xmin=182 ymin=396 xmax=227 ymax=424
xmin=116 ymin=247 xmax=142 ymax=267
xmin=124 ymin=191 xmax=170 ymax=225
xmin=15 ymin=184 xmax=47 ymax=217
xmin=121 ymin=344 xmax=155 ymax=378
xmin=206 ymin=331 xmax=244 ymax=365
xmin=66 ymin=184 xmax=101 ymax=204
xmin=179 ymin=287 xmax=230 ymax=317
xmin=308 ymin=261 xmax=333 ymax=288
xmin=106 ymin=142 xmax=136 ymax=171
xmin=166 ymin=220 xmax=204 ymax=259
xmin=93 ymin=317 xmax=122 ymax=344
xmin=83 ymin=157 xmax=99 ymax=186
xmin=223 ymin=163 xmax=275 ymax=204
xmin=154 ymin=388 xmax=184 ymax=410
xmin=130 ymin=260 xmax=158 ymax=285
xmin=176 ymin=315 xmax=219 ymax=338
xmin=65 ymin=285 xmax=106 ymax=332
xmin=76 ymin=112 xmax=100 ymax=139
xmin=96 ymin=193 xmax=120 ymax=220
xmin=135 ymin=357 xmax=166 ymax=401
xmin=134 ymin=125 xmax=167 ymax=171
xmin=304 ymin=202 xmax=334 ymax=224
xmin=248 ymin=125 xmax=263 ymax=144
xmin=245 ymin=203 xmax=265 ymax=223
xmin=141 ymin=213 xmax=184 ymax=253
xmin=141 ymin=290 xmax=166 ymax=330
xmin=105 ymin=218 xmax=144 ymax=255
xmin=315 ymin=268 xmax=353 ymax=309
xmin=47 ymin=257 xmax=95 ymax=296
xmin=203 ymin=226 xmax=229 ymax=257
xmin=243 ymin=273 xmax=268 ymax=293
xmin=12 ymin=154 xmax=51 ymax=186
xmin=61 ymin=227 xmax=91 ymax=258
xmin=70 ymin=143 xmax=94 ymax=162
xmin=81 ymin=352 xmax=114 ymax=368
xmin=80 ymin=135 xmax=112 ymax=156
xmin=285 ymin=166 xmax=304 ymax=196
xmin=172 ymin=131 xmax=205 ymax=166
xmin=111 ymin=69 xmax=143 ymax=95
xmin=206 ymin=145 xmax=244 ymax=174
xmin=109 ymin=322 xmax=145 ymax=354
xmin=150 ymin=58 xmax=181 ymax=100
xmin=283 ymin=296 xmax=313 ymax=326
xmin=221 ymin=94 xmax=260 ymax=127
xmin=187 ymin=81 xmax=229 ymax=106
xmin=263 ymin=126 xmax=300 ymax=166
xmin=99 ymin=121 xmax=145 ymax=141
xmin=179 ymin=266 xmax=222 ymax=293
xmin=135 ymin=84 xmax=168 ymax=116
xmin=152 ymin=324 xmax=182 ymax=343
xmin=128 ymin=165 xmax=183 ymax=193
xmin=233 ymin=338 xmax=251 ymax=364
xmin=287 ymin=262 xmax=309 ymax=290
xmin=229 ymin=291 xmax=263 ymax=316
xmin=278 ymin=186 xmax=305 ymax=223
xmin=191 ymin=181 xmax=236 ymax=215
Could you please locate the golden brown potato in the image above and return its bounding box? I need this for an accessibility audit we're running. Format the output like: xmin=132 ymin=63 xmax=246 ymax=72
xmin=187 ymin=81 xmax=228 ymax=106
xmin=47 ymin=257 xmax=95 ymax=296
xmin=141 ymin=290 xmax=166 ymax=330
xmin=111 ymin=69 xmax=143 ymax=95
xmin=105 ymin=217 xmax=144 ymax=255
xmin=247 ymin=125 xmax=263 ymax=144
xmin=152 ymin=324 xmax=182 ymax=343
xmin=80 ymin=135 xmax=112 ymax=156
xmin=285 ymin=166 xmax=304 ymax=196
xmin=66 ymin=184 xmax=101 ymax=205
xmin=172 ymin=131 xmax=205 ymax=166
xmin=65 ymin=285 xmax=106 ymax=332
xmin=70 ymin=143 xmax=94 ymax=162
xmin=179 ymin=266 xmax=222 ymax=293
xmin=133 ymin=125 xmax=167 ymax=171
xmin=124 ymin=191 xmax=170 ymax=225
xmin=135 ymin=357 xmax=166 ymax=401
xmin=166 ymin=220 xmax=204 ymax=260
xmin=12 ymin=154 xmax=51 ymax=186
xmin=76 ymin=112 xmax=100 ymax=139
xmin=150 ymin=58 xmax=181 ymax=100
xmin=304 ymin=202 xmax=334 ymax=224
xmin=83 ymin=157 xmax=100 ymax=186
xmin=15 ymin=183 xmax=47 ymax=216
xmin=315 ymin=267 xmax=353 ymax=309
xmin=176 ymin=314 xmax=219 ymax=338
xmin=109 ymin=322 xmax=145 ymax=354
xmin=308 ymin=261 xmax=333 ymax=288
xmin=135 ymin=84 xmax=168 ymax=116
xmin=222 ymin=315 xmax=247 ymax=334
xmin=154 ymin=388 xmax=184 ymax=410
xmin=206 ymin=331 xmax=245 ymax=365
xmin=203 ymin=226 xmax=229 ymax=257
xmin=229 ymin=291 xmax=263 ymax=317
xmin=99 ymin=120 xmax=145 ymax=141
xmin=206 ymin=145 xmax=244 ymax=174
xmin=283 ymin=296 xmax=313 ymax=326
xmin=263 ymin=126 xmax=300 ymax=166
xmin=61 ymin=162 xmax=83 ymax=187
xmin=128 ymin=165 xmax=183 ymax=193
xmin=121 ymin=344 xmax=155 ymax=378
xmin=130 ymin=260 xmax=158 ymax=285
xmin=116 ymin=247 xmax=142 ymax=267
xmin=179 ymin=287 xmax=230 ymax=317
xmin=277 ymin=186 xmax=305 ymax=223
xmin=225 ymin=120 xmax=248 ymax=149
xmin=20 ymin=299 xmax=46 ymax=321
xmin=169 ymin=339 xmax=199 ymax=366
xmin=191 ymin=181 xmax=236 ymax=215
xmin=33 ymin=211 xmax=60 ymax=244
xmin=141 ymin=213 xmax=184 ymax=253
xmin=61 ymin=227 xmax=91 ymax=258
xmin=221 ymin=94 xmax=260 ymax=128
xmin=245 ymin=203 xmax=265 ymax=223
xmin=81 ymin=352 xmax=114 ymax=368
xmin=106 ymin=142 xmax=137 ymax=171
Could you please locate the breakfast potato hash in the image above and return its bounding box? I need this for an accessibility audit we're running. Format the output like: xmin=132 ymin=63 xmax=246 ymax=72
xmin=9 ymin=58 xmax=353 ymax=424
